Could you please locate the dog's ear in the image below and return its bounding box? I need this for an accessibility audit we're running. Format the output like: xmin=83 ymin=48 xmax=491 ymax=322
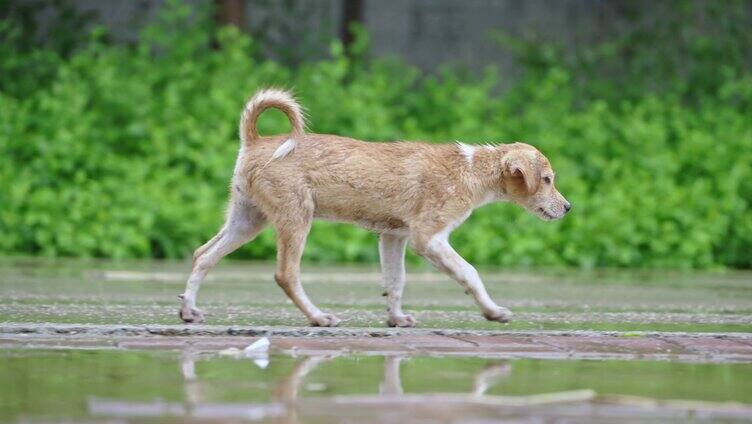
xmin=503 ymin=152 xmax=540 ymax=194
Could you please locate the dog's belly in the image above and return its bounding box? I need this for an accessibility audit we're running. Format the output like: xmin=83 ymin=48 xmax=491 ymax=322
xmin=314 ymin=210 xmax=410 ymax=235
xmin=311 ymin=183 xmax=414 ymax=234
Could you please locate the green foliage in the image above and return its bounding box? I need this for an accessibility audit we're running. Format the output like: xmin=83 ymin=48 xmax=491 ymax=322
xmin=1 ymin=1 xmax=750 ymax=268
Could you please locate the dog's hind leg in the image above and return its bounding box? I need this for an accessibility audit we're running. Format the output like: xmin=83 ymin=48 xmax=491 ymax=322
xmin=379 ymin=233 xmax=415 ymax=327
xmin=179 ymin=197 xmax=267 ymax=323
xmin=274 ymin=215 xmax=340 ymax=327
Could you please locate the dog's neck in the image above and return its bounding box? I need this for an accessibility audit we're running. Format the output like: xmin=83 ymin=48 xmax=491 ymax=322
xmin=457 ymin=145 xmax=510 ymax=208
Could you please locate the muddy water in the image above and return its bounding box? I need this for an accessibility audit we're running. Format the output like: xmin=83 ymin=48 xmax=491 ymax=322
xmin=2 ymin=348 xmax=752 ymax=423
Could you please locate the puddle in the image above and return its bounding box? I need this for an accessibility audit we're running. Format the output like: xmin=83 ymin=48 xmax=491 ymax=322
xmin=2 ymin=348 xmax=752 ymax=422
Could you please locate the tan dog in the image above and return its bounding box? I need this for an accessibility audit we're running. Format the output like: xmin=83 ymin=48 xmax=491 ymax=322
xmin=179 ymin=88 xmax=570 ymax=327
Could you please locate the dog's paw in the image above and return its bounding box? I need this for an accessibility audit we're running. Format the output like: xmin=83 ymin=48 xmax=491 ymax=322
xmin=310 ymin=313 xmax=341 ymax=327
xmin=179 ymin=306 xmax=205 ymax=324
xmin=387 ymin=314 xmax=417 ymax=328
xmin=483 ymin=306 xmax=513 ymax=323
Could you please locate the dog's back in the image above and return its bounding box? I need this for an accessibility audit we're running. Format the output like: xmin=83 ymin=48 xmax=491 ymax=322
xmin=239 ymin=134 xmax=466 ymax=233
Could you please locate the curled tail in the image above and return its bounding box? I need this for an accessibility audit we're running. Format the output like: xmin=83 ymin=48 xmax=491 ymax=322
xmin=239 ymin=88 xmax=306 ymax=144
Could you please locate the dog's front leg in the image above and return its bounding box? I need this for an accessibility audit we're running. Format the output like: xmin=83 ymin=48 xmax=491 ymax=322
xmin=379 ymin=234 xmax=415 ymax=327
xmin=413 ymin=233 xmax=512 ymax=323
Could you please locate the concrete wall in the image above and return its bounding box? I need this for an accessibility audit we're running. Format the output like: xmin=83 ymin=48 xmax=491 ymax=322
xmin=365 ymin=0 xmax=613 ymax=73
xmin=24 ymin=0 xmax=743 ymax=75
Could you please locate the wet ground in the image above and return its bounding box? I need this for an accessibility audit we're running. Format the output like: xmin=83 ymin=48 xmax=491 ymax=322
xmin=1 ymin=257 xmax=752 ymax=422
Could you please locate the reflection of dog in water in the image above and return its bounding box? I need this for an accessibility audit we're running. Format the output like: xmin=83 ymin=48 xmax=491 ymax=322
xmin=378 ymin=356 xmax=511 ymax=397
xmin=178 ymin=88 xmax=571 ymax=328
xmin=88 ymin=352 xmax=512 ymax=422
xmin=181 ymin=353 xmax=512 ymax=419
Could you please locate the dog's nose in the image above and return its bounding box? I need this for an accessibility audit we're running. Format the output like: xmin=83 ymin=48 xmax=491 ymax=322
xmin=564 ymin=203 xmax=571 ymax=212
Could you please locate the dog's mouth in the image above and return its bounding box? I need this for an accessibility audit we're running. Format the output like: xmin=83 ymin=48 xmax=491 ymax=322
xmin=537 ymin=207 xmax=558 ymax=221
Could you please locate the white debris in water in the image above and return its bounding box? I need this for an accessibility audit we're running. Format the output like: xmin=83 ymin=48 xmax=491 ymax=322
xmin=217 ymin=337 xmax=270 ymax=369
xmin=244 ymin=337 xmax=270 ymax=354
xmin=246 ymin=337 xmax=270 ymax=369
xmin=253 ymin=358 xmax=270 ymax=369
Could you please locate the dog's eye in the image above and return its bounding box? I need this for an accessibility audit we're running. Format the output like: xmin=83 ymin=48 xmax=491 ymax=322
xmin=543 ymin=176 xmax=552 ymax=185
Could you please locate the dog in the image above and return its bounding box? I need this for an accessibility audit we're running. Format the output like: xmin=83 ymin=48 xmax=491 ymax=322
xmin=179 ymin=88 xmax=570 ymax=327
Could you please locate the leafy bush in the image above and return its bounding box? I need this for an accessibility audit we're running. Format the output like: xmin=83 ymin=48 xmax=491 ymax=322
xmin=1 ymin=1 xmax=750 ymax=268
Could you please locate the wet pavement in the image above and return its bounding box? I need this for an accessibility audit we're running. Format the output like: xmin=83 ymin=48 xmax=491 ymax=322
xmin=3 ymin=323 xmax=752 ymax=363
xmin=2 ymin=257 xmax=751 ymax=332
xmin=1 ymin=258 xmax=752 ymax=422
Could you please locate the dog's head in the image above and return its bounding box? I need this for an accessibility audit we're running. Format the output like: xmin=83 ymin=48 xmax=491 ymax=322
xmin=499 ymin=143 xmax=570 ymax=220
